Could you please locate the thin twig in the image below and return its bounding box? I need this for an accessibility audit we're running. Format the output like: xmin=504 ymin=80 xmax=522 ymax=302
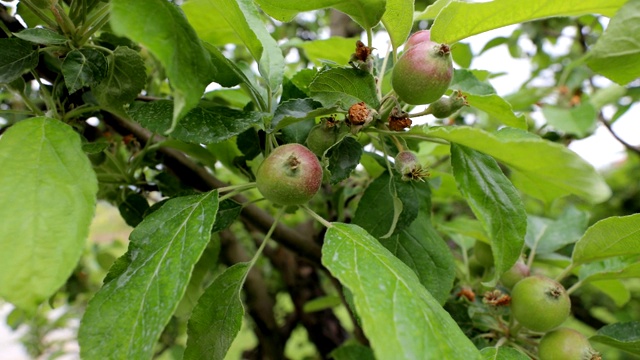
xmin=598 ymin=112 xmax=640 ymax=156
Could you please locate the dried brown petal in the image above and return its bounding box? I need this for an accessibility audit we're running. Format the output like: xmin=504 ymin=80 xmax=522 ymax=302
xmin=354 ymin=40 xmax=372 ymax=62
xmin=483 ymin=289 xmax=511 ymax=307
xmin=347 ymin=102 xmax=370 ymax=126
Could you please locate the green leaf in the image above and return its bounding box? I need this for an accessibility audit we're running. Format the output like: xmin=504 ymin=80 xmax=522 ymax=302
xmin=184 ymin=262 xmax=250 ymax=360
xmin=110 ymin=0 xmax=214 ymax=131
xmin=202 ymin=43 xmax=243 ymax=88
xmin=92 ymin=46 xmax=146 ymax=114
xmin=182 ymin=2 xmax=242 ymax=45
xmin=480 ymin=346 xmax=529 ymax=360
xmin=590 ymin=321 xmax=640 ymax=355
xmin=298 ymin=37 xmax=359 ymax=67
xmin=117 ymin=193 xmax=149 ymax=227
xmin=437 ymin=217 xmax=489 ymax=243
xmin=450 ymin=70 xmax=525 ymax=129
xmin=450 ymin=144 xmax=526 ymax=285
xmin=0 ymin=38 xmax=38 ymax=84
xmin=254 ymin=0 xmax=386 ymax=30
xmin=451 ymin=69 xmax=495 ymax=96
xmin=130 ymin=100 xmax=263 ymax=144
xmin=572 ymin=213 xmax=640 ymax=265
xmin=451 ymin=42 xmax=473 ymax=68
xmin=330 ymin=344 xmax=376 ymax=360
xmin=202 ymin=42 xmax=264 ymax=109
xmin=383 ymin=184 xmax=456 ymax=305
xmin=579 ymin=256 xmax=640 ymax=282
xmin=0 ymin=117 xmax=97 ymax=310
xmin=414 ymin=0 xmax=454 ymax=20
xmin=310 ymin=68 xmax=380 ymax=110
xmin=591 ymin=279 xmax=631 ymax=307
xmin=183 ymin=0 xmax=284 ymax=92
xmin=422 ymin=126 xmax=612 ymax=203
xmin=322 ymin=223 xmax=481 ymax=360
xmin=271 ymin=98 xmax=337 ymax=132
xmin=62 ymin=49 xmax=108 ymax=94
xmin=13 ymin=28 xmax=67 ymax=45
xmin=541 ymin=103 xmax=597 ymax=138
xmin=525 ymin=206 xmax=589 ymax=255
xmin=325 ymin=136 xmax=364 ymax=184
xmin=211 ymin=199 xmax=242 ymax=233
xmin=175 ymin=243 xmax=220 ymax=319
xmin=382 ymin=0 xmax=413 ymax=51
xmin=353 ymin=172 xmax=419 ymax=238
xmin=465 ymin=94 xmax=527 ymax=130
xmin=78 ymin=191 xmax=219 ymax=359
xmin=430 ymin=0 xmax=627 ymax=44
xmin=586 ymin=0 xmax=640 ymax=85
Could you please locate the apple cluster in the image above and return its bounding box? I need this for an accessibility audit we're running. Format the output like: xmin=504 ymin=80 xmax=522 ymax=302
xmin=470 ymin=242 xmax=602 ymax=360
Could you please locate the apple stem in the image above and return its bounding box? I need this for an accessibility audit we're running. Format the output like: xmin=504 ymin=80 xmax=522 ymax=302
xmin=555 ymin=263 xmax=576 ymax=282
xmin=301 ymin=205 xmax=332 ymax=229
xmin=218 ymin=182 xmax=257 ymax=202
xmin=247 ymin=207 xmax=286 ymax=270
xmin=566 ymin=280 xmax=583 ymax=295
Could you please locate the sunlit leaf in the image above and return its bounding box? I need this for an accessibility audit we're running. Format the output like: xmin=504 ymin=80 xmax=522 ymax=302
xmin=586 ymin=0 xmax=640 ymax=85
xmin=323 ymin=223 xmax=481 ymax=359
xmin=254 ymin=0 xmax=386 ymax=30
xmin=0 ymin=118 xmax=97 ymax=310
xmin=183 ymin=0 xmax=284 ymax=91
xmin=422 ymin=126 xmax=611 ymax=204
xmin=572 ymin=213 xmax=640 ymax=265
xmin=298 ymin=37 xmax=359 ymax=67
xmin=430 ymin=0 xmax=626 ymax=44
xmin=382 ymin=0 xmax=413 ymax=51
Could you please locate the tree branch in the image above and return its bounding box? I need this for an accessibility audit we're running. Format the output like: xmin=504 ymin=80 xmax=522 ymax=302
xmin=101 ymin=112 xmax=323 ymax=265
xmin=598 ymin=112 xmax=640 ymax=156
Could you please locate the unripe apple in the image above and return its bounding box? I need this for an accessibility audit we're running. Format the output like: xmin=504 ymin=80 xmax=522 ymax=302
xmin=392 ymin=39 xmax=453 ymax=105
xmin=306 ymin=119 xmax=339 ymax=157
xmin=428 ymin=90 xmax=469 ymax=118
xmin=394 ymin=151 xmax=429 ymax=181
xmin=510 ymin=275 xmax=571 ymax=332
xmin=405 ymin=30 xmax=431 ymax=49
xmin=255 ymin=144 xmax=322 ymax=206
xmin=500 ymin=259 xmax=530 ymax=288
xmin=538 ymin=328 xmax=601 ymax=360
